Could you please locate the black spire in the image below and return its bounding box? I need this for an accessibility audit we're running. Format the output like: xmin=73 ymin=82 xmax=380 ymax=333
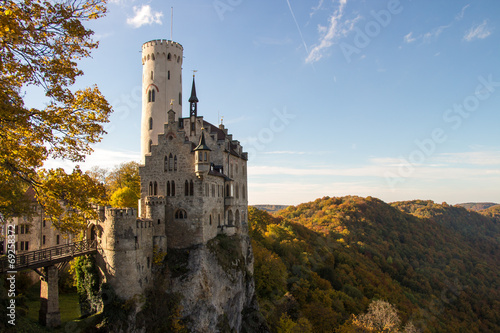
xmin=189 ymin=75 xmax=198 ymax=117
xmin=194 ymin=131 xmax=211 ymax=151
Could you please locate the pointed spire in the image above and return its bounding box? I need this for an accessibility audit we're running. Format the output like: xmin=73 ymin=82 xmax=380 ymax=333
xmin=189 ymin=74 xmax=198 ymax=103
xmin=194 ymin=131 xmax=211 ymax=151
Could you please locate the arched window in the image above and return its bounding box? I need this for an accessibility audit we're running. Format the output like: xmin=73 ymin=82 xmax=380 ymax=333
xmin=167 ymin=53 xmax=172 ymax=60
xmin=177 ymin=56 xmax=180 ymax=63
xmin=149 ymin=117 xmax=153 ymax=130
xmin=148 ymin=140 xmax=152 ymax=153
xmin=151 ymin=89 xmax=155 ymax=102
xmin=148 ymin=90 xmax=152 ymax=102
xmin=236 ymin=184 xmax=239 ymax=199
xmin=153 ymin=181 xmax=158 ymax=195
xmin=172 ymin=181 xmax=175 ymax=196
xmin=218 ymin=214 xmax=221 ymax=226
xmin=174 ymin=155 xmax=177 ymax=171
xmin=175 ymin=209 xmax=187 ymax=219
xmin=164 ymin=156 xmax=168 ymax=172
xmin=151 ymin=53 xmax=155 ymax=60
xmin=190 ymin=180 xmax=194 ymax=196
xmin=169 ymin=153 xmax=173 ymax=171
xmin=148 ymin=182 xmax=153 ymax=195
xmin=185 ymin=180 xmax=189 ymax=196
xmin=167 ymin=181 xmax=171 ymax=196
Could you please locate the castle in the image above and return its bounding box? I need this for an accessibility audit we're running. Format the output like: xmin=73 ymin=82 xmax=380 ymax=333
xmin=94 ymin=39 xmax=249 ymax=300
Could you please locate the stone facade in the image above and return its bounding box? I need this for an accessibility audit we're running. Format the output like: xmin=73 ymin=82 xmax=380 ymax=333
xmin=95 ymin=38 xmax=250 ymax=311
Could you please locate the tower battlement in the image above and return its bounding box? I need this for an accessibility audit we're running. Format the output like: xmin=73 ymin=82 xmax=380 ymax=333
xmin=142 ymin=39 xmax=183 ymax=49
xmin=104 ymin=207 xmax=137 ymax=219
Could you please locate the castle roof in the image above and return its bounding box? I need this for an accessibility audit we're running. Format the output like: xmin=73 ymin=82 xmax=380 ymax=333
xmin=194 ymin=131 xmax=211 ymax=151
xmin=189 ymin=76 xmax=199 ymax=103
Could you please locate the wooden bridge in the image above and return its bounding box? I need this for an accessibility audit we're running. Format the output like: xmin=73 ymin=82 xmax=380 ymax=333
xmin=0 ymin=239 xmax=97 ymax=327
xmin=0 ymin=239 xmax=97 ymax=273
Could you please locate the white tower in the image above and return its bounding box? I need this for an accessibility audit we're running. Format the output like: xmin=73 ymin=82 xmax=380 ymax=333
xmin=140 ymin=39 xmax=183 ymax=163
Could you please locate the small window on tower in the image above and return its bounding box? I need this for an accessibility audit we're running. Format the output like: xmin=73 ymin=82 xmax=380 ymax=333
xmin=179 ymin=92 xmax=182 ymax=105
xmin=149 ymin=117 xmax=153 ymax=130
xmin=174 ymin=156 xmax=177 ymax=171
xmin=167 ymin=70 xmax=170 ymax=80
xmin=167 ymin=53 xmax=172 ymax=60
xmin=151 ymin=89 xmax=155 ymax=102
xmin=148 ymin=90 xmax=152 ymax=102
xmin=148 ymin=140 xmax=152 ymax=153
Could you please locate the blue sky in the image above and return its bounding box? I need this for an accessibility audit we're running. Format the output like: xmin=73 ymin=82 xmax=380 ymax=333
xmin=42 ymin=0 xmax=500 ymax=205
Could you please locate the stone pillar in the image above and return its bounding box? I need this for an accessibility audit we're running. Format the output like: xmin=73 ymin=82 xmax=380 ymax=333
xmin=39 ymin=265 xmax=61 ymax=327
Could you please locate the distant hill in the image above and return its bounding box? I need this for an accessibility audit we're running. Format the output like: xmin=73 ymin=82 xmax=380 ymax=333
xmin=249 ymin=196 xmax=500 ymax=332
xmin=455 ymin=202 xmax=498 ymax=211
xmin=252 ymin=204 xmax=289 ymax=213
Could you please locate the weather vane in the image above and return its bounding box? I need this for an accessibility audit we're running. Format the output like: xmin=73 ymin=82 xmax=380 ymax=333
xmin=170 ymin=99 xmax=175 ymax=107
xmin=193 ymin=69 xmax=198 ymax=77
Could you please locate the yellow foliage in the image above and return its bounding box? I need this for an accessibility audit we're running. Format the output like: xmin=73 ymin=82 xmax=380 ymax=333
xmin=0 ymin=0 xmax=111 ymax=230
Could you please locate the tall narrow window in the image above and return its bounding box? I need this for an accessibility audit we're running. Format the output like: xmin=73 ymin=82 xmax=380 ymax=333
xmin=148 ymin=140 xmax=152 ymax=153
xmin=209 ymin=215 xmax=212 ymax=225
xmin=149 ymin=117 xmax=153 ymax=130
xmin=236 ymin=184 xmax=239 ymax=199
xmin=164 ymin=156 xmax=168 ymax=172
xmin=179 ymin=92 xmax=182 ymax=105
xmin=153 ymin=181 xmax=158 ymax=195
xmin=190 ymin=180 xmax=194 ymax=196
xmin=149 ymin=182 xmax=153 ymax=195
xmin=56 ymin=235 xmax=60 ymax=245
xmin=185 ymin=180 xmax=189 ymax=196
xmin=167 ymin=70 xmax=170 ymax=80
xmin=167 ymin=53 xmax=172 ymax=60
xmin=151 ymin=89 xmax=155 ymax=102
xmin=174 ymin=156 xmax=177 ymax=171
xmin=43 ymin=235 xmax=46 ymax=245
xmin=204 ymin=152 xmax=207 ymax=161
xmin=243 ymin=185 xmax=246 ymax=199
xmin=172 ymin=181 xmax=176 ymax=196
xmin=167 ymin=181 xmax=171 ymax=196
xmin=169 ymin=153 xmax=173 ymax=171
xmin=148 ymin=90 xmax=152 ymax=102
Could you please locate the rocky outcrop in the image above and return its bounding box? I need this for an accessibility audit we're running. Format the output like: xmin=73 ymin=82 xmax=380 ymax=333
xmin=129 ymin=234 xmax=267 ymax=333
xmin=166 ymin=234 xmax=266 ymax=332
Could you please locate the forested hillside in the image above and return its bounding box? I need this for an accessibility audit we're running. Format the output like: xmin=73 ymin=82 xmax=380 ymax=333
xmin=249 ymin=196 xmax=500 ymax=332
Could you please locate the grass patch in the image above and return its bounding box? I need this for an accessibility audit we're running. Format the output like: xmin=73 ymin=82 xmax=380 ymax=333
xmin=25 ymin=281 xmax=81 ymax=326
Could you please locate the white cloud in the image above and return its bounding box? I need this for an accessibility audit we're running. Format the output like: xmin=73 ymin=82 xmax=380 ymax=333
xmin=464 ymin=20 xmax=492 ymax=41
xmin=306 ymin=0 xmax=352 ymax=63
xmin=404 ymin=32 xmax=416 ymax=43
xmin=455 ymin=4 xmax=470 ymax=21
xmin=43 ymin=148 xmax=140 ymax=172
xmin=310 ymin=0 xmax=325 ymax=18
xmin=127 ymin=5 xmax=163 ymax=28
xmin=423 ymin=24 xmax=451 ymax=42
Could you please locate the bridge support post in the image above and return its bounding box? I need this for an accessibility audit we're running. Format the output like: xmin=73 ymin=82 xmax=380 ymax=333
xmin=39 ymin=265 xmax=61 ymax=327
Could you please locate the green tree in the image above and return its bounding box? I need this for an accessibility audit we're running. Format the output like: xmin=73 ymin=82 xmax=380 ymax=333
xmin=0 ymin=0 xmax=111 ymax=231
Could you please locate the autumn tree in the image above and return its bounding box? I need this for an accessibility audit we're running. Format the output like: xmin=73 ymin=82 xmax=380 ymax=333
xmin=0 ymin=0 xmax=111 ymax=232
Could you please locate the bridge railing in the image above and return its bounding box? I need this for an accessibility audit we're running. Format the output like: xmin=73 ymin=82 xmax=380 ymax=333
xmin=0 ymin=239 xmax=97 ymax=273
